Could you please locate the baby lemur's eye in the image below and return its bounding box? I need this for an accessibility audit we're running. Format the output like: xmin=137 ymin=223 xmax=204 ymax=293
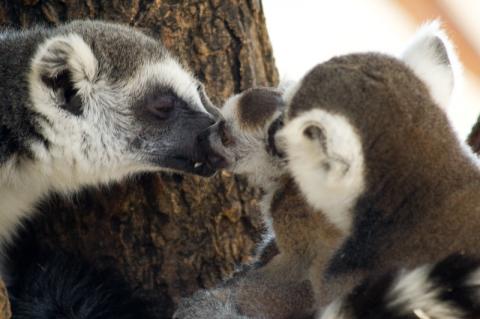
xmin=219 ymin=121 xmax=234 ymax=146
xmin=147 ymin=95 xmax=176 ymax=120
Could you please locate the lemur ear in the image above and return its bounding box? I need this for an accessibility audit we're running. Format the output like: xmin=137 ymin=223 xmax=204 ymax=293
xmin=198 ymin=83 xmax=221 ymax=118
xmin=303 ymin=123 xmax=328 ymax=152
xmin=32 ymin=34 xmax=98 ymax=115
xmin=276 ymin=113 xmax=353 ymax=180
xmin=302 ymin=122 xmax=350 ymax=175
xmin=400 ymin=21 xmax=459 ymax=110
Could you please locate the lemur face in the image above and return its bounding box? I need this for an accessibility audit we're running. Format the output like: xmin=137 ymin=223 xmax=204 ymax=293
xmin=28 ymin=21 xmax=219 ymax=179
xmin=200 ymin=87 xmax=286 ymax=185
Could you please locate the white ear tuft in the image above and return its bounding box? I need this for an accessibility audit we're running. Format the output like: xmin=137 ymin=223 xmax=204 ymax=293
xmin=280 ymin=79 xmax=302 ymax=107
xmin=32 ymin=34 xmax=98 ymax=85
xmin=276 ymin=109 xmax=365 ymax=233
xmin=400 ymin=20 xmax=461 ymax=109
xmin=277 ymin=76 xmax=297 ymax=94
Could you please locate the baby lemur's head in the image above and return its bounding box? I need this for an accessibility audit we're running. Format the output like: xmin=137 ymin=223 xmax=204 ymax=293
xmin=200 ymin=87 xmax=286 ymax=187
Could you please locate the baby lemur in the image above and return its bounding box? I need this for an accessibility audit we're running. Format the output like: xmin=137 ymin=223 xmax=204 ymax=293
xmin=176 ymin=22 xmax=480 ymax=319
xmin=175 ymin=87 xmax=344 ymax=319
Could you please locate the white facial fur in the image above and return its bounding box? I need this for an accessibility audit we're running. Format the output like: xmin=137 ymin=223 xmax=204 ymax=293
xmin=130 ymin=59 xmax=208 ymax=114
xmin=213 ymin=93 xmax=285 ymax=189
xmin=282 ymin=79 xmax=302 ymax=108
xmin=277 ymin=110 xmax=365 ymax=234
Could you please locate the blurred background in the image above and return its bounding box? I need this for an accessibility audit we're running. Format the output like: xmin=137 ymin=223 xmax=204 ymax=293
xmin=263 ymin=0 xmax=480 ymax=139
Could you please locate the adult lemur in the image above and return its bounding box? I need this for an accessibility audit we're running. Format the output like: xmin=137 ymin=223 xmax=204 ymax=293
xmin=175 ymin=23 xmax=480 ymax=319
xmin=1 ymin=20 xmax=220 ymax=317
xmin=278 ymin=21 xmax=480 ymax=318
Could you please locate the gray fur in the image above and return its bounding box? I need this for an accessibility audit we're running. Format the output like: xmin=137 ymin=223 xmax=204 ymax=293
xmin=0 ymin=21 xmax=219 ymax=250
xmin=174 ymin=289 xmax=250 ymax=319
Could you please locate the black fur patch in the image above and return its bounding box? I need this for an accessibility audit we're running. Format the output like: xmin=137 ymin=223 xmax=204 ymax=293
xmin=326 ymin=188 xmax=419 ymax=278
xmin=5 ymin=223 xmax=157 ymax=319
xmin=428 ymin=254 xmax=480 ymax=316
xmin=42 ymin=70 xmax=84 ymax=116
xmin=0 ymin=125 xmax=21 ymax=164
xmin=326 ymin=201 xmax=386 ymax=276
xmin=344 ymin=270 xmax=409 ymax=319
xmin=255 ymin=237 xmax=280 ymax=268
xmin=337 ymin=254 xmax=480 ymax=319
xmin=266 ymin=114 xmax=285 ymax=158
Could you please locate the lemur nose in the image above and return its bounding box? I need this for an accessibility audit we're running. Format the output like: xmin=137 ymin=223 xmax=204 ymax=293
xmin=206 ymin=115 xmax=216 ymax=127
xmin=198 ymin=113 xmax=216 ymax=130
xmin=197 ymin=128 xmax=209 ymax=147
xmin=207 ymin=153 xmax=227 ymax=169
xmin=198 ymin=120 xmax=222 ymax=144
xmin=197 ymin=120 xmax=228 ymax=169
xmin=196 ymin=122 xmax=215 ymax=155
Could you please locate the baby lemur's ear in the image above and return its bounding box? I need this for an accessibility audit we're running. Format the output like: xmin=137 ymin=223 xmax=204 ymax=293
xmin=277 ymin=110 xmax=365 ymax=232
xmin=303 ymin=123 xmax=327 ymax=151
xmin=30 ymin=34 xmax=98 ymax=115
xmin=400 ymin=21 xmax=459 ymax=110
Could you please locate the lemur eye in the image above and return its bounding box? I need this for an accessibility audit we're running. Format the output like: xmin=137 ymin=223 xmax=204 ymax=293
xmin=147 ymin=95 xmax=175 ymax=120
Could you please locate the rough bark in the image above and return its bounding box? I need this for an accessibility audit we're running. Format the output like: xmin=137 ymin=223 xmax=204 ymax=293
xmin=0 ymin=0 xmax=278 ymax=317
xmin=0 ymin=280 xmax=10 ymax=319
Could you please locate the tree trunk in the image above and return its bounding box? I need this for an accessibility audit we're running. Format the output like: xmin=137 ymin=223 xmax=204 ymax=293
xmin=0 ymin=0 xmax=278 ymax=317
xmin=0 ymin=280 xmax=10 ymax=319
